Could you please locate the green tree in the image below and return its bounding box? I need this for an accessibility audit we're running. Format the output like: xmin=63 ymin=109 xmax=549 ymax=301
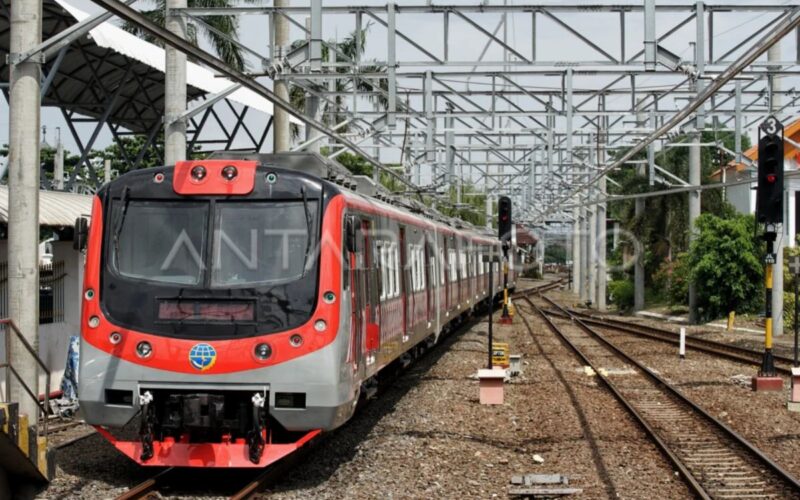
xmin=544 ymin=243 xmax=567 ymax=264
xmin=609 ymin=131 xmax=748 ymax=301
xmin=684 ymin=213 xmax=762 ymax=321
xmin=289 ymin=24 xmax=387 ymax=138
xmin=123 ymin=0 xmax=257 ymax=71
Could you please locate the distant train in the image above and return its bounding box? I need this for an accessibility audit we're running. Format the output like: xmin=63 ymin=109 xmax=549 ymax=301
xmin=77 ymin=153 xmax=516 ymax=467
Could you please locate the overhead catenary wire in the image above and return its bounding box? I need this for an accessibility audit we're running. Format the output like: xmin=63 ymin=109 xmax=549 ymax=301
xmin=539 ymin=6 xmax=800 ymax=222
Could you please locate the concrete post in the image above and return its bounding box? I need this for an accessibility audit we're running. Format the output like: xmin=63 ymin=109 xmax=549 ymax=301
xmin=164 ymin=0 xmax=187 ymax=165
xmin=581 ymin=207 xmax=590 ymax=303
xmin=633 ymin=110 xmax=646 ymax=311
xmin=485 ymin=194 xmax=492 ymax=230
xmin=688 ymin=127 xmax=701 ymax=322
xmin=597 ymin=176 xmax=607 ymax=310
xmin=54 ymin=137 xmax=64 ymax=190
xmin=689 ymin=0 xmax=705 ymax=324
xmin=597 ymin=107 xmax=608 ymax=310
xmin=8 ymin=0 xmax=42 ymax=422
xmin=572 ymin=204 xmax=581 ymax=295
xmin=104 ymin=158 xmax=111 ymax=184
xmin=304 ymin=15 xmax=322 ymax=154
xmin=273 ymin=0 xmax=291 ymax=152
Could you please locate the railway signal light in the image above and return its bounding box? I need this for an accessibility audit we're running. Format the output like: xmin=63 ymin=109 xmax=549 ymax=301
xmin=756 ymin=116 xmax=784 ymax=225
xmin=498 ymin=196 xmax=512 ymax=242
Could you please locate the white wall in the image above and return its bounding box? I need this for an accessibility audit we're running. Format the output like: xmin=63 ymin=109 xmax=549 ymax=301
xmin=0 ymin=240 xmax=84 ymax=401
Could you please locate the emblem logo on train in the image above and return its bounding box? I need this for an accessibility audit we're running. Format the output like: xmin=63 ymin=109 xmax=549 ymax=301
xmin=188 ymin=343 xmax=217 ymax=371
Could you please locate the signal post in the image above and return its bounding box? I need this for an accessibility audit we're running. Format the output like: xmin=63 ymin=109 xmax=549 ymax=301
xmin=498 ymin=196 xmax=513 ymax=325
xmin=753 ymin=116 xmax=785 ymax=392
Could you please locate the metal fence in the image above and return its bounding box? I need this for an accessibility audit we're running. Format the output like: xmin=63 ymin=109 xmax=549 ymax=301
xmin=0 ymin=261 xmax=66 ymax=324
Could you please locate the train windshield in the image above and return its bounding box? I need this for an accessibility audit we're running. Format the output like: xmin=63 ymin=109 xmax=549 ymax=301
xmin=211 ymin=201 xmax=318 ymax=287
xmin=111 ymin=201 xmax=208 ymax=285
xmin=110 ymin=199 xmax=319 ymax=288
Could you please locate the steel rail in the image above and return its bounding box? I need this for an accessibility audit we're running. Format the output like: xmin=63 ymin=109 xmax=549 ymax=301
xmin=115 ymin=467 xmax=176 ymax=500
xmin=519 ymin=296 xmax=709 ymax=498
xmin=535 ymin=294 xmax=800 ymax=494
xmin=556 ymin=308 xmax=795 ymax=374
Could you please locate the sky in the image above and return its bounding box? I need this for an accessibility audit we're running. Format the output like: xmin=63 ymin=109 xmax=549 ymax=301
xmin=0 ymin=0 xmax=798 ymax=170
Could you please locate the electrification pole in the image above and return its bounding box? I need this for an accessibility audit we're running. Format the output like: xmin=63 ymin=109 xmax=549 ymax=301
xmin=273 ymin=0 xmax=291 ymax=152
xmin=164 ymin=0 xmax=187 ymax=165
xmin=8 ymin=0 xmax=42 ymax=424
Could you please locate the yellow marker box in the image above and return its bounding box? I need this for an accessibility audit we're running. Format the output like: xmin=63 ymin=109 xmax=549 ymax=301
xmin=492 ymin=342 xmax=510 ymax=368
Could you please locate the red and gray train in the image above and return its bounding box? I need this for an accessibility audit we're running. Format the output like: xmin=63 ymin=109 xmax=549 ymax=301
xmin=77 ymin=153 xmax=517 ymax=468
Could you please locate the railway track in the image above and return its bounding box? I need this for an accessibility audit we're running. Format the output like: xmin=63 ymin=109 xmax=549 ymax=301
xmin=545 ymin=304 xmax=796 ymax=375
xmin=517 ymin=294 xmax=800 ymax=499
xmin=110 ymin=279 xmax=561 ymax=500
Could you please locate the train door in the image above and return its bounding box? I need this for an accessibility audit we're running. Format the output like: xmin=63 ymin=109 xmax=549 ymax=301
xmin=356 ymin=219 xmax=380 ymax=359
xmin=425 ymin=236 xmax=434 ymax=324
xmin=399 ymin=226 xmax=409 ymax=340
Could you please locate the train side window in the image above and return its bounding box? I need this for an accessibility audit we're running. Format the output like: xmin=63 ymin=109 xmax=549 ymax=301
xmin=392 ymin=242 xmax=400 ymax=298
xmin=379 ymin=243 xmax=386 ymax=301
xmin=439 ymin=248 xmax=445 ymax=286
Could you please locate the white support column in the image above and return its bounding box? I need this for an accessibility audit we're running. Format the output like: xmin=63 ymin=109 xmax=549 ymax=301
xmin=165 ymin=0 xmax=187 ymax=164
xmin=104 ymin=158 xmax=111 ymax=184
xmin=689 ymin=0 xmax=705 ymax=323
xmin=572 ymin=203 xmax=581 ymax=295
xmin=272 ymin=0 xmax=290 ymax=152
xmin=597 ymin=176 xmax=607 ymax=311
xmin=54 ymin=136 xmax=64 ymax=190
xmin=8 ymin=0 xmax=42 ymax=423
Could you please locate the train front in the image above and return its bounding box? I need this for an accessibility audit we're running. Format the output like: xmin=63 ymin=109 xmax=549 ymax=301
xmin=78 ymin=159 xmax=356 ymax=467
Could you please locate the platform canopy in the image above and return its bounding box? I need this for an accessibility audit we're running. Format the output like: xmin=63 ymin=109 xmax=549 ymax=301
xmin=0 ymin=185 xmax=91 ymax=228
xmin=0 ymin=0 xmax=300 ymax=186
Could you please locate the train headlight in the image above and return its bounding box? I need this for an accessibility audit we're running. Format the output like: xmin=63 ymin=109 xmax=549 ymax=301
xmin=88 ymin=316 xmax=100 ymax=328
xmin=221 ymin=165 xmax=238 ymax=181
xmin=323 ymin=291 xmax=336 ymax=304
xmin=266 ymin=172 xmax=278 ymax=184
xmin=314 ymin=319 xmax=327 ymax=332
xmin=84 ymin=289 xmax=95 ymax=300
xmin=191 ymin=165 xmax=207 ymax=181
xmin=109 ymin=332 xmax=122 ymax=345
xmin=254 ymin=343 xmax=272 ymax=360
xmin=289 ymin=334 xmax=303 ymax=347
xmin=136 ymin=341 xmax=153 ymax=359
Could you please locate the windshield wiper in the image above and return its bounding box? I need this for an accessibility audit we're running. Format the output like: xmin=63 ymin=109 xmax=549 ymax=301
xmin=112 ymin=187 xmax=131 ymax=269
xmin=300 ymin=187 xmax=313 ymax=277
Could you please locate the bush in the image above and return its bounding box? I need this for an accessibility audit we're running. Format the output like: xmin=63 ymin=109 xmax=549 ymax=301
xmin=687 ymin=214 xmax=762 ymax=321
xmin=609 ymin=279 xmax=635 ymax=312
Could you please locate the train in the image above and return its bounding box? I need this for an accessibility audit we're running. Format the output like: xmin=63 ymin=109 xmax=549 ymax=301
xmin=77 ymin=153 xmax=517 ymax=467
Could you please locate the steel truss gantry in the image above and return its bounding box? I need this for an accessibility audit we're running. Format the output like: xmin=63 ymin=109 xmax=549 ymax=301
xmin=7 ymin=1 xmax=800 ymax=322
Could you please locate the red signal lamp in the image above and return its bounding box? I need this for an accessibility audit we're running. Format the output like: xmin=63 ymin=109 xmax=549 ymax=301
xmin=767 ymin=174 xmax=777 ymax=183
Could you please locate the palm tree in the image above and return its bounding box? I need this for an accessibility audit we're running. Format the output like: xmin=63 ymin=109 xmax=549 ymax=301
xmin=123 ymin=0 xmax=255 ymax=71
xmin=289 ymin=23 xmax=388 ymax=138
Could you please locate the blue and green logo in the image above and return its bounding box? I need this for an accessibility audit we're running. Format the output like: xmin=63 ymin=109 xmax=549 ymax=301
xmin=188 ymin=343 xmax=217 ymax=371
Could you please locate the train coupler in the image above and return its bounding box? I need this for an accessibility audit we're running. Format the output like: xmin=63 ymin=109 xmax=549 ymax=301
xmin=247 ymin=392 xmax=267 ymax=464
xmin=138 ymin=391 xmax=156 ymax=461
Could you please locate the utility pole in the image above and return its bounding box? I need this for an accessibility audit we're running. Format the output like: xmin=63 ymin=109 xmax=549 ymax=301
xmin=164 ymin=0 xmax=187 ymax=165
xmin=8 ymin=0 xmax=42 ymax=423
xmin=596 ymin=96 xmax=608 ymax=311
xmin=688 ymin=2 xmax=705 ymax=323
xmin=273 ymin=0 xmax=291 ymax=152
xmin=634 ymin=101 xmax=646 ymax=311
xmin=54 ymin=129 xmax=64 ymax=190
